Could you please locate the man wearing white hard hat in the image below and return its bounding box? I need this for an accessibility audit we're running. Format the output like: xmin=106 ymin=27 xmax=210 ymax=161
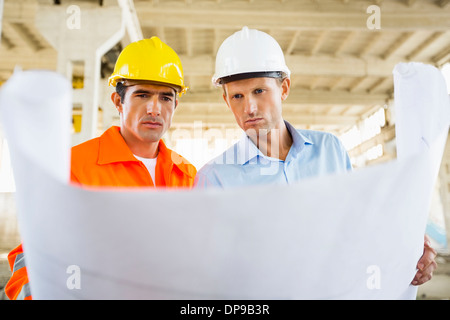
xmin=195 ymin=26 xmax=351 ymax=187
xmin=194 ymin=26 xmax=436 ymax=287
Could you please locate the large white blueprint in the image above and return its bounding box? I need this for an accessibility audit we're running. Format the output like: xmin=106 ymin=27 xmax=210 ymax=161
xmin=0 ymin=63 xmax=449 ymax=299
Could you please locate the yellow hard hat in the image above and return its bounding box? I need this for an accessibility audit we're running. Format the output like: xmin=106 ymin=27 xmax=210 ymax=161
xmin=108 ymin=37 xmax=188 ymax=96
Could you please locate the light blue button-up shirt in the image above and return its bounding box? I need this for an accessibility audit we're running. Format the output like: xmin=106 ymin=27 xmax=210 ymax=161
xmin=194 ymin=121 xmax=352 ymax=188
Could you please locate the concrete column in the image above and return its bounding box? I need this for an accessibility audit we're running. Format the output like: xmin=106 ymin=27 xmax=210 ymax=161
xmin=0 ymin=0 xmax=4 ymax=47
xmin=0 ymin=193 xmax=20 ymax=251
xmin=35 ymin=1 xmax=127 ymax=145
xmin=99 ymin=80 xmax=117 ymax=130
xmin=438 ymin=131 xmax=450 ymax=253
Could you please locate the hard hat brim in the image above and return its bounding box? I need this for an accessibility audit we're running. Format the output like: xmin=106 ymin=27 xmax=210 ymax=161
xmin=110 ymin=77 xmax=188 ymax=96
xmin=217 ymin=71 xmax=286 ymax=85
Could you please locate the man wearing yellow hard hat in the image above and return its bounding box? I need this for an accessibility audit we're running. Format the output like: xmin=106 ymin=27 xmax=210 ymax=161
xmin=5 ymin=37 xmax=196 ymax=300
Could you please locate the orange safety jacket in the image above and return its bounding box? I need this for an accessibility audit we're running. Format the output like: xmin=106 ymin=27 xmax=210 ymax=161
xmin=5 ymin=126 xmax=196 ymax=300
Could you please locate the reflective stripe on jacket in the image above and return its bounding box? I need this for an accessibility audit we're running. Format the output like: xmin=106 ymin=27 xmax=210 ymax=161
xmin=5 ymin=126 xmax=197 ymax=300
xmin=5 ymin=244 xmax=32 ymax=300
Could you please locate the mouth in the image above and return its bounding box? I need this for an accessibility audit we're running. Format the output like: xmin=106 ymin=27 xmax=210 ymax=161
xmin=245 ymin=118 xmax=263 ymax=125
xmin=141 ymin=120 xmax=163 ymax=128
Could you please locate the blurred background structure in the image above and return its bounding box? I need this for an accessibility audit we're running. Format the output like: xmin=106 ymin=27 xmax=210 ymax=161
xmin=0 ymin=0 xmax=449 ymax=299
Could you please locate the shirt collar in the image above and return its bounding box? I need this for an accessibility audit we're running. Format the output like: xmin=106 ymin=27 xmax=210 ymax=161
xmin=236 ymin=131 xmax=263 ymax=165
xmin=284 ymin=121 xmax=313 ymax=160
xmin=236 ymin=121 xmax=313 ymax=165
xmin=98 ymin=126 xmax=138 ymax=164
xmin=158 ymin=138 xmax=196 ymax=179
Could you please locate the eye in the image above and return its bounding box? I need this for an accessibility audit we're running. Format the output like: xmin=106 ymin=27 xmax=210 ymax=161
xmin=161 ymin=96 xmax=173 ymax=102
xmin=254 ymin=88 xmax=264 ymax=94
xmin=136 ymin=93 xmax=148 ymax=99
xmin=232 ymin=93 xmax=243 ymax=99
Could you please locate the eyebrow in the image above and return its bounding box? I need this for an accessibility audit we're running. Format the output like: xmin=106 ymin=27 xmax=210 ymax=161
xmin=132 ymin=89 xmax=175 ymax=97
xmin=227 ymin=86 xmax=265 ymax=96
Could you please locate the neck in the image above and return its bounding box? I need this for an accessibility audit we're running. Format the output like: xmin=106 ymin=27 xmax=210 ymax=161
xmin=130 ymin=143 xmax=159 ymax=158
xmin=249 ymin=121 xmax=293 ymax=161
xmin=119 ymin=131 xmax=159 ymax=159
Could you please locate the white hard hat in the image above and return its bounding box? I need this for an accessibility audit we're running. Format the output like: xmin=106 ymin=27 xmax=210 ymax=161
xmin=212 ymin=26 xmax=291 ymax=86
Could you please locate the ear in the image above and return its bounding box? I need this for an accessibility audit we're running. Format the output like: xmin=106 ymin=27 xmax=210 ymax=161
xmin=280 ymin=78 xmax=291 ymax=101
xmin=174 ymin=98 xmax=179 ymax=110
xmin=222 ymin=92 xmax=231 ymax=109
xmin=111 ymin=92 xmax=123 ymax=113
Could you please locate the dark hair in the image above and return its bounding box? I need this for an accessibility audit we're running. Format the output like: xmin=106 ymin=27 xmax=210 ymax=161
xmin=116 ymin=82 xmax=127 ymax=103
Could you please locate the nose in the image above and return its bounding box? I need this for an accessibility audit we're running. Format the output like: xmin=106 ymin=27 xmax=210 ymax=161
xmin=244 ymin=96 xmax=257 ymax=115
xmin=146 ymin=96 xmax=161 ymax=116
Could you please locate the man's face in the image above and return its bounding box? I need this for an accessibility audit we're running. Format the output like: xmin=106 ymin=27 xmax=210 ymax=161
xmin=113 ymin=83 xmax=178 ymax=146
xmin=222 ymin=77 xmax=290 ymax=137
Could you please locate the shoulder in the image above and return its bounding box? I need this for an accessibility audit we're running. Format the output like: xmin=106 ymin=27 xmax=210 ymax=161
xmin=298 ymin=128 xmax=352 ymax=171
xmin=200 ymin=139 xmax=239 ymax=168
xmin=71 ymin=136 xmax=101 ymax=163
xmin=157 ymin=139 xmax=197 ymax=179
xmin=70 ymin=134 xmax=102 ymax=172
xmin=298 ymin=129 xmax=348 ymax=152
xmin=195 ymin=161 xmax=217 ymax=181
xmin=70 ymin=136 xmax=103 ymax=184
xmin=194 ymin=142 xmax=240 ymax=188
xmin=170 ymin=148 xmax=197 ymax=178
xmin=298 ymin=128 xmax=341 ymax=144
xmin=194 ymin=163 xmax=222 ymax=188
xmin=72 ymin=135 xmax=101 ymax=153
